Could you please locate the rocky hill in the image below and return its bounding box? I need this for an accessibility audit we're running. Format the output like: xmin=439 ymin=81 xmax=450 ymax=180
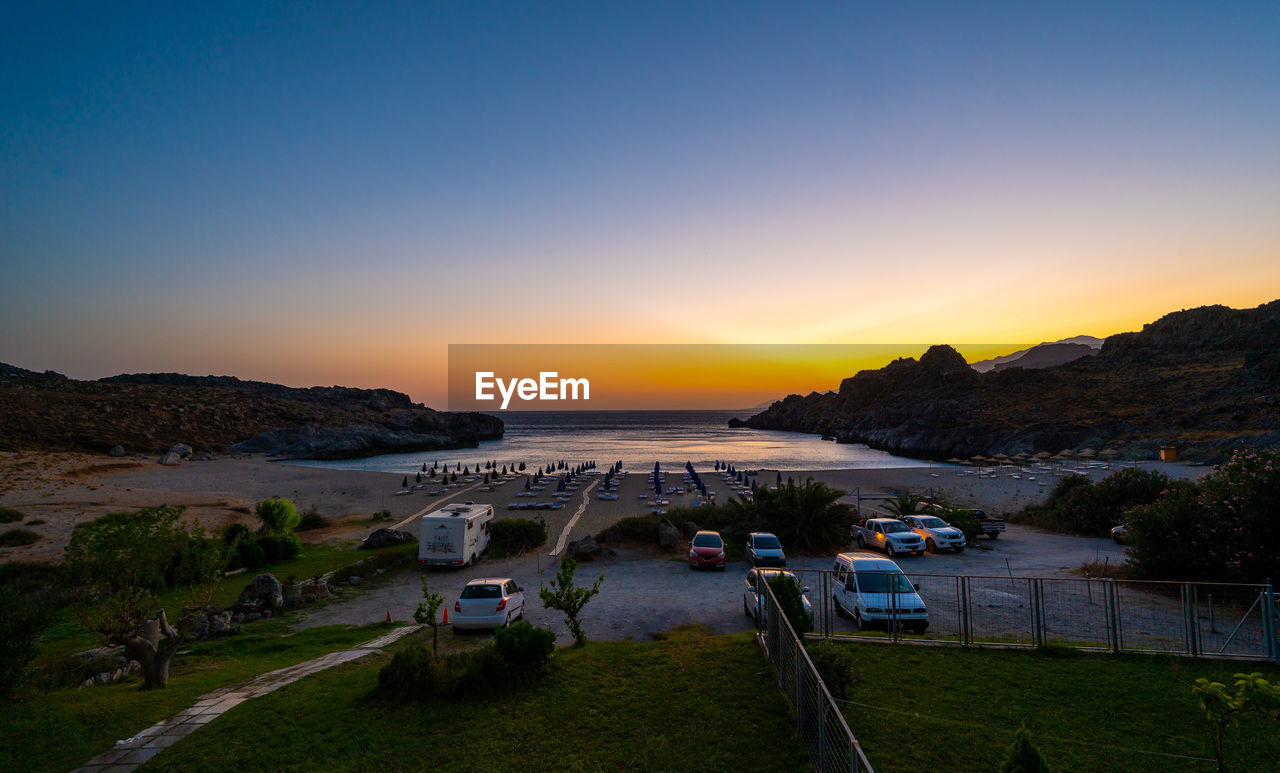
xmin=970 ymin=336 xmax=1103 ymax=372
xmin=733 ymin=301 xmax=1280 ymax=461
xmin=0 ymin=368 xmax=503 ymax=460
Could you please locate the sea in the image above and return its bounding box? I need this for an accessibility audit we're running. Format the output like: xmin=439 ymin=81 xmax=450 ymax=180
xmin=291 ymin=410 xmax=930 ymax=475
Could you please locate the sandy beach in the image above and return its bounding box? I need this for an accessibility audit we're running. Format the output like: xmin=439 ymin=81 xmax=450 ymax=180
xmin=0 ymin=450 xmax=1209 ymax=565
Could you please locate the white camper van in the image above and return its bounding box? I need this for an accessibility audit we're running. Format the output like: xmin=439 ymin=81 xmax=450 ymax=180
xmin=418 ymin=502 xmax=494 ymax=567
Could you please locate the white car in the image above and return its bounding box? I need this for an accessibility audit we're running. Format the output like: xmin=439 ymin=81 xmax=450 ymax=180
xmin=854 ymin=518 xmax=927 ymax=557
xmin=901 ymin=515 xmax=966 ymax=553
xmin=743 ymin=568 xmax=812 ymax=623
xmin=830 ymin=553 xmax=929 ymax=634
xmin=452 ymin=577 xmax=525 ymax=630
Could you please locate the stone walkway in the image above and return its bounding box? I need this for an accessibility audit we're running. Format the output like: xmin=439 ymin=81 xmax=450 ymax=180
xmin=549 ymin=479 xmax=599 ymax=557
xmin=73 ymin=624 xmax=422 ymax=773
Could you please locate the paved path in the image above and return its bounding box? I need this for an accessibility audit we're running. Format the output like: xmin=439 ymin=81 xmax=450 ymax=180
xmin=73 ymin=625 xmax=422 ymax=773
xmin=549 ymin=479 xmax=599 ymax=556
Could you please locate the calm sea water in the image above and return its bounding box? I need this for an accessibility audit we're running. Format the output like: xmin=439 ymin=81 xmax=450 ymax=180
xmin=293 ymin=411 xmax=929 ymax=474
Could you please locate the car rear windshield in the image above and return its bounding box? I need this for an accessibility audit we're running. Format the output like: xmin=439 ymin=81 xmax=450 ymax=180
xmin=753 ymin=535 xmax=781 ymax=549
xmin=692 ymin=533 xmax=722 ymax=548
xmin=855 ymin=571 xmax=914 ymax=594
xmin=461 ymin=584 xmax=502 ymax=599
xmin=882 ymin=522 xmax=910 ymax=534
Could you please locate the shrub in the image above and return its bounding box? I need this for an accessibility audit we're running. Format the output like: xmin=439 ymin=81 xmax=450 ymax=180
xmin=998 ymin=725 xmax=1052 ymax=773
xmin=0 ymin=529 xmax=41 ymax=547
xmin=944 ymin=507 xmax=982 ymax=542
xmin=597 ymin=515 xmax=664 ymax=544
xmin=235 ymin=539 xmax=266 ymax=570
xmin=489 ymin=518 xmax=548 ymax=557
xmin=806 ymin=640 xmax=858 ymax=700
xmin=254 ymin=498 xmax=300 ymax=534
xmin=1013 ymin=468 xmax=1170 ymax=536
xmin=165 ymin=535 xmax=232 ymax=586
xmin=25 ymin=519 xmax=46 ymax=526
xmin=493 ymin=621 xmax=555 ymax=674
xmin=767 ymin=575 xmax=812 ymax=634
xmin=0 ymin=586 xmax=53 ymax=697
xmin=723 ymin=478 xmax=855 ymax=552
xmin=296 ymin=507 xmax=330 ymax=531
xmin=376 ymin=645 xmax=446 ymax=700
xmin=219 ymin=522 xmax=251 ymax=545
xmin=256 ymin=534 xmax=301 ymax=564
xmin=0 ymin=507 xmax=22 ymax=524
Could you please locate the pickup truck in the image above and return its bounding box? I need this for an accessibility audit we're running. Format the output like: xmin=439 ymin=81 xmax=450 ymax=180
xmin=853 ymin=518 xmax=927 ymax=557
xmin=919 ymin=502 xmax=1006 ymax=540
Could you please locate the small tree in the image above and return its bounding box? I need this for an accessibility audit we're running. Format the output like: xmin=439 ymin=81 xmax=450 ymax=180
xmin=539 ymin=556 xmax=604 ymax=645
xmin=1192 ymin=673 xmax=1280 ymax=772
xmin=885 ymin=493 xmax=924 ymax=517
xmin=64 ymin=506 xmax=223 ymax=689
xmin=0 ymin=586 xmax=53 ymax=697
xmin=998 ymin=725 xmax=1052 ymax=773
xmin=413 ymin=577 xmax=446 ymax=661
xmin=255 ymin=497 xmax=300 ymax=534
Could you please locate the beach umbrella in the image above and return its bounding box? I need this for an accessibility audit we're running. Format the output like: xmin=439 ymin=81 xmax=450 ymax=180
xmin=557 ymin=479 xmax=565 ymax=492
xmin=776 ymin=471 xmax=782 ymax=485
xmin=1079 ymin=448 xmax=1097 ymax=458
xmin=751 ymin=480 xmax=757 ymax=491
xmin=1035 ymin=451 xmax=1052 ymax=460
xmin=524 ymin=478 xmax=531 ymax=490
xmin=787 ymin=476 xmax=793 ymax=486
xmin=947 ymin=458 xmax=963 ymax=464
xmin=421 ymin=463 xmax=427 ymax=472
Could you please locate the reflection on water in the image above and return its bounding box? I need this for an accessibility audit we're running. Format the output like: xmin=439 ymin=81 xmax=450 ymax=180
xmin=294 ymin=411 xmax=930 ymax=475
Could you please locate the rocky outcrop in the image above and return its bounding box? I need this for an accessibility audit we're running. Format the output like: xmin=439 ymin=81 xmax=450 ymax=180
xmin=236 ymin=573 xmax=284 ymax=611
xmin=361 ymin=528 xmax=416 ymax=550
xmin=566 ymin=535 xmax=602 ymax=561
xmin=736 ymin=301 xmax=1280 ymax=463
xmin=658 ymin=518 xmax=681 ymax=549
xmin=231 ymin=412 xmax=503 ymax=460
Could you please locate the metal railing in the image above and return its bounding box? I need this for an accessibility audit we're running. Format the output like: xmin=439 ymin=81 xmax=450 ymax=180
xmin=756 ymin=576 xmax=873 ymax=773
xmin=775 ymin=568 xmax=1279 ymax=661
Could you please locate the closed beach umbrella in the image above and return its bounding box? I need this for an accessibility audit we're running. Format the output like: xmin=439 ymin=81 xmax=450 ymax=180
xmin=524 ymin=478 xmax=531 ymax=490
xmin=776 ymin=471 xmax=782 ymax=485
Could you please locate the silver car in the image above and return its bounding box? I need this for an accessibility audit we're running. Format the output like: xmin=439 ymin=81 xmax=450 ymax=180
xmin=902 ymin=515 xmax=967 ymax=553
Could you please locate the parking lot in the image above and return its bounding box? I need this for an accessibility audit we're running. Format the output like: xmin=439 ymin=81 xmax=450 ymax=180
xmin=298 ymin=524 xmax=1134 ymax=646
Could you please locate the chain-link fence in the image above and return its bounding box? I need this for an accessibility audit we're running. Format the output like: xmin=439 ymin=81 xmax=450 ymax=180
xmin=780 ymin=566 xmax=1278 ymax=660
xmin=756 ymin=576 xmax=874 ymax=773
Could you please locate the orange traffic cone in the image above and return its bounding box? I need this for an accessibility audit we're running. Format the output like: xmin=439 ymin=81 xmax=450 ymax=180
xmin=442 ymin=608 xmax=449 ymax=624
xmin=385 ymin=610 xmax=392 ymax=623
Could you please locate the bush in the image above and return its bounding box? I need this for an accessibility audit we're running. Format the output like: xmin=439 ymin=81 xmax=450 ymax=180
xmin=256 ymin=535 xmax=301 ymax=565
xmin=235 ymin=539 xmax=266 ymax=570
xmin=493 ymin=620 xmax=555 ymax=674
xmin=0 ymin=586 xmax=53 ymax=696
xmin=489 ymin=518 xmax=548 ymax=557
xmin=0 ymin=529 xmax=41 ymax=547
xmin=376 ymin=645 xmax=447 ymax=700
xmin=723 ymin=478 xmax=855 ymax=552
xmin=597 ymin=515 xmax=664 ymax=544
xmin=0 ymin=508 xmax=24 ymax=524
xmin=944 ymin=508 xmax=982 ymax=542
xmin=165 ymin=535 xmax=232 ymax=586
xmin=998 ymin=725 xmax=1052 ymax=772
xmin=296 ymin=507 xmax=330 ymax=531
xmin=219 ymin=522 xmax=250 ymax=545
xmin=254 ymin=498 xmax=300 ymax=534
xmin=806 ymin=640 xmax=858 ymax=700
xmin=1013 ymin=469 xmax=1170 ymax=536
xmin=767 ymin=575 xmax=812 ymax=634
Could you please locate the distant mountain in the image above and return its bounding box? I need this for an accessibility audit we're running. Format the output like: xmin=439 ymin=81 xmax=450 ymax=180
xmin=0 ymin=368 xmax=503 ymax=459
xmin=970 ymin=336 xmax=1104 ymax=373
xmin=733 ymin=301 xmax=1280 ymax=462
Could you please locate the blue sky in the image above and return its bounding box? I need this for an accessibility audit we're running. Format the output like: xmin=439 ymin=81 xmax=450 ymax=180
xmin=2 ymin=2 xmax=1278 ymax=403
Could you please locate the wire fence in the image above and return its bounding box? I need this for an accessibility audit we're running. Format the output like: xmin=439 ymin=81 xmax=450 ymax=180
xmin=775 ymin=567 xmax=1279 ymax=660
xmin=756 ymin=576 xmax=873 ymax=773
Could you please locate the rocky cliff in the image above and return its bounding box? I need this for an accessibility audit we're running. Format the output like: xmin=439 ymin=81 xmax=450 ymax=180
xmin=0 ymin=369 xmax=503 ymax=460
xmin=734 ymin=301 xmax=1280 ymax=461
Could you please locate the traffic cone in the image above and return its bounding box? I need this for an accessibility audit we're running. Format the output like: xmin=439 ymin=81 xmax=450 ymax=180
xmin=443 ymin=608 xmax=449 ymax=624
xmin=385 ymin=610 xmax=392 ymax=623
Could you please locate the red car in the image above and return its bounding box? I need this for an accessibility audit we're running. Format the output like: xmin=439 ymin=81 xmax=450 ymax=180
xmin=688 ymin=530 xmax=727 ymax=571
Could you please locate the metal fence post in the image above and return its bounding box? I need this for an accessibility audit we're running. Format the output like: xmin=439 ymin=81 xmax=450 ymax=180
xmin=1263 ymin=582 xmax=1278 ymax=662
xmin=1104 ymin=580 xmax=1118 ymax=653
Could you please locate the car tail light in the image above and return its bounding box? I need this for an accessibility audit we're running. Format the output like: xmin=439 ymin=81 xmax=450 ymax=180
xmin=495 ymin=598 xmax=507 ymax=612
xmin=454 ymin=601 xmax=461 ymax=613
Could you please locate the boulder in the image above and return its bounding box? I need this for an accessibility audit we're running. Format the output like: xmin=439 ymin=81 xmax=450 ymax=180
xmin=680 ymin=521 xmax=700 ymax=539
xmin=566 ymin=535 xmax=602 ymax=561
xmin=169 ymin=443 xmax=193 ymax=457
xmin=361 ymin=528 xmax=416 ymax=550
xmin=208 ymin=611 xmax=232 ymax=635
xmin=236 ymin=573 xmax=284 ymax=610
xmin=158 ymin=450 xmax=183 ymax=466
xmin=348 ymin=576 xmax=362 ymax=586
xmin=657 ymin=518 xmax=681 ymax=549
xmin=107 ymin=445 xmax=126 ymax=457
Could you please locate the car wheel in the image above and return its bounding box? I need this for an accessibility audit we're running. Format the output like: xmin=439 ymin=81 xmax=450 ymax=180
xmin=853 ymin=610 xmax=864 ymax=631
xmin=856 ymin=535 xmax=866 ymax=548
xmin=833 ymin=596 xmax=848 ymax=618
xmin=926 ymin=538 xmax=936 ymax=553
xmin=886 ymin=543 xmax=896 ymax=558
xmin=954 ymin=546 xmax=964 ymax=554
xmin=988 ymin=531 xmax=1000 ymax=540
xmin=504 ymin=612 xmax=511 ymax=627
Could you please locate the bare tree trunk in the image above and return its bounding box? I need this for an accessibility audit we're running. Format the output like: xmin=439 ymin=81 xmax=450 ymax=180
xmin=117 ymin=610 xmax=186 ymax=689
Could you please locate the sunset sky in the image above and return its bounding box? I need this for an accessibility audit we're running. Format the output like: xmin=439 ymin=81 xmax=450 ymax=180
xmin=3 ymin=2 xmax=1278 ymax=408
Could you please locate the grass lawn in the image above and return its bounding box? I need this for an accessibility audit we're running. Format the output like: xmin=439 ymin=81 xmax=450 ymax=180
xmin=826 ymin=642 xmax=1280 ymax=772
xmin=0 ymin=621 xmax=393 ymax=773
xmin=144 ymin=628 xmax=810 ymax=773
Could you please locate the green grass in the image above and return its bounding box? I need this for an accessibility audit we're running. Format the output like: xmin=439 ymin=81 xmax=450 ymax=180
xmin=0 ymin=621 xmax=390 ymax=773
xmin=145 ymin=628 xmax=810 ymax=773
xmin=824 ymin=642 xmax=1280 ymax=772
xmin=27 ymin=541 xmax=414 ymax=661
xmin=0 ymin=528 xmax=41 ymax=546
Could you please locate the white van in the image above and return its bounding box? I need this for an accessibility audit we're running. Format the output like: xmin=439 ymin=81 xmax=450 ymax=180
xmin=418 ymin=503 xmax=494 ymax=567
xmin=830 ymin=553 xmax=929 ymax=634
